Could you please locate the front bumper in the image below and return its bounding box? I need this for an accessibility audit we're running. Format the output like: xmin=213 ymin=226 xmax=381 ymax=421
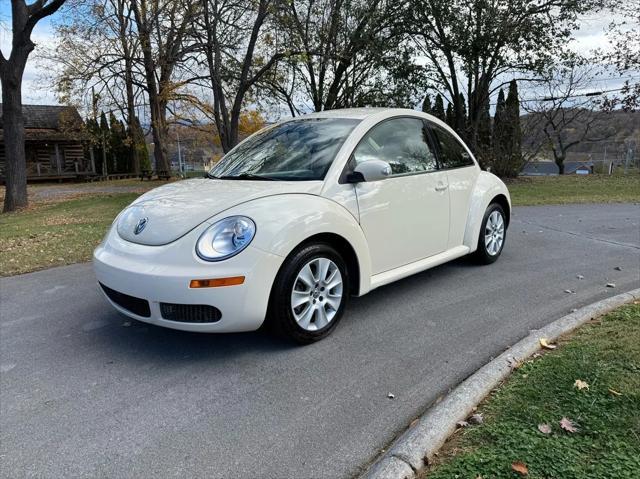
xmin=93 ymin=223 xmax=283 ymax=332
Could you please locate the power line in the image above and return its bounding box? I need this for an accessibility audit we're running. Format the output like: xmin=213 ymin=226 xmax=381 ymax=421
xmin=489 ymin=86 xmax=629 ymax=106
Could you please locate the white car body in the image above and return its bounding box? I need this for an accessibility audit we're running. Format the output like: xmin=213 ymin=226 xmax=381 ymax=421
xmin=94 ymin=108 xmax=510 ymax=334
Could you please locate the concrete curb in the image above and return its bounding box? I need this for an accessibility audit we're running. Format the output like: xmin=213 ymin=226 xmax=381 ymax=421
xmin=362 ymin=288 xmax=640 ymax=479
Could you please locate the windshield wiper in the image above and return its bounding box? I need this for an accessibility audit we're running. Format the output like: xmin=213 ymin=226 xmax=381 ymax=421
xmin=217 ymin=173 xmax=276 ymax=181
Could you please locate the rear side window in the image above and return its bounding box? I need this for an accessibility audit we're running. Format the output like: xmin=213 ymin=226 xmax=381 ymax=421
xmin=430 ymin=124 xmax=475 ymax=169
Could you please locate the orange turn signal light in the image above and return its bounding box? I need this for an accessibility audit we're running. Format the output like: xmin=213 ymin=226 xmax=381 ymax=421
xmin=189 ymin=276 xmax=245 ymax=288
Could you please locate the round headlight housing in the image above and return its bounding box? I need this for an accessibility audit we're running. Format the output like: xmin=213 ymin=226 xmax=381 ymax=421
xmin=196 ymin=216 xmax=256 ymax=261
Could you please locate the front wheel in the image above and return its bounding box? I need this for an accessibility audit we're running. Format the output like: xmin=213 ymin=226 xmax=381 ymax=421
xmin=473 ymin=203 xmax=506 ymax=264
xmin=267 ymin=243 xmax=349 ymax=344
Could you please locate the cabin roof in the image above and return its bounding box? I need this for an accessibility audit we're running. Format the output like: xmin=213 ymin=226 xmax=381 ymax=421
xmin=0 ymin=104 xmax=83 ymax=130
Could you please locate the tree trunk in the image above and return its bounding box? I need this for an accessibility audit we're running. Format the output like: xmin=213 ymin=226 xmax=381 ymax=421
xmin=1 ymin=0 xmax=67 ymax=212
xmin=125 ymin=74 xmax=139 ymax=174
xmin=132 ymin=0 xmax=170 ymax=173
xmin=556 ymin=157 xmax=565 ymax=175
xmin=1 ymin=61 xmax=28 ymax=212
xmin=147 ymin=89 xmax=169 ymax=172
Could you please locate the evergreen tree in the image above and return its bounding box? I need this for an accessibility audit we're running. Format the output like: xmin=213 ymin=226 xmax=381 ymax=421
xmin=109 ymin=112 xmax=127 ymax=173
xmin=433 ymin=94 xmax=446 ymax=122
xmin=130 ymin=116 xmax=151 ymax=172
xmin=85 ymin=117 xmax=104 ymax=175
xmin=98 ymin=111 xmax=110 ymax=175
xmin=421 ymin=94 xmax=432 ymax=114
xmin=492 ymin=88 xmax=507 ymax=174
xmin=457 ymin=93 xmax=468 ymax=137
xmin=473 ymin=85 xmax=492 ymax=168
xmin=491 ymin=81 xmax=522 ymax=177
xmin=445 ymin=103 xmax=454 ymax=127
xmin=505 ymin=79 xmax=522 ymax=176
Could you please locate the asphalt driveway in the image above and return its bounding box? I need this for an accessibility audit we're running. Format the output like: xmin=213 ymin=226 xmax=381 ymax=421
xmin=1 ymin=203 xmax=638 ymax=478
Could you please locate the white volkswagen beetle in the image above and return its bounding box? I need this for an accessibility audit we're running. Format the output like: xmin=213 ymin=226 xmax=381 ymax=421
xmin=94 ymin=108 xmax=510 ymax=343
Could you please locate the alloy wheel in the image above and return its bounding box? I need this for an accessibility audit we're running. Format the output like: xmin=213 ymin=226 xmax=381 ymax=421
xmin=290 ymin=257 xmax=343 ymax=331
xmin=484 ymin=210 xmax=505 ymax=256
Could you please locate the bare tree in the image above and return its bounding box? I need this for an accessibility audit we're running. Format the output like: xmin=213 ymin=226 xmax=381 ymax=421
xmin=406 ymin=0 xmax=602 ymax=160
xmin=523 ymin=62 xmax=613 ymax=174
xmin=194 ymin=0 xmax=294 ymax=152
xmin=44 ymin=0 xmax=148 ymax=172
xmin=601 ymin=0 xmax=640 ymax=111
xmin=131 ymin=0 xmax=197 ymax=171
xmin=0 ymin=0 xmax=67 ymax=212
xmin=275 ymin=0 xmax=412 ymax=112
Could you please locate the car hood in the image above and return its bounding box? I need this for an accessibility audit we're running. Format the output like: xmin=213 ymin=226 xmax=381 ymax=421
xmin=116 ymin=178 xmax=323 ymax=245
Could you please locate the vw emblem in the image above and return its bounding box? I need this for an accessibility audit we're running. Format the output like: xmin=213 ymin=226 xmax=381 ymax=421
xmin=134 ymin=217 xmax=148 ymax=235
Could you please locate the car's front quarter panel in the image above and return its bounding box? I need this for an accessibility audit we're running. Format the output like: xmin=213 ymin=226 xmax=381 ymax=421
xmin=462 ymin=171 xmax=511 ymax=253
xmin=225 ymin=194 xmax=373 ymax=295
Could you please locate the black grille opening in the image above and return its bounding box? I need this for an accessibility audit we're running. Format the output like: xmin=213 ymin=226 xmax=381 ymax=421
xmin=100 ymin=283 xmax=151 ymax=318
xmin=160 ymin=303 xmax=222 ymax=323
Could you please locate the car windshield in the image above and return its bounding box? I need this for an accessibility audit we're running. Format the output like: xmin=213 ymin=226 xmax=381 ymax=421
xmin=208 ymin=118 xmax=360 ymax=181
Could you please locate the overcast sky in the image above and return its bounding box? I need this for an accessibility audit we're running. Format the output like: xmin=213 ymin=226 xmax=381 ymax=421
xmin=0 ymin=7 xmax=628 ymax=106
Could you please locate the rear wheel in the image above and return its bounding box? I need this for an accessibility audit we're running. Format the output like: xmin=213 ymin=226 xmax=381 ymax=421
xmin=473 ymin=203 xmax=506 ymax=264
xmin=268 ymin=243 xmax=349 ymax=344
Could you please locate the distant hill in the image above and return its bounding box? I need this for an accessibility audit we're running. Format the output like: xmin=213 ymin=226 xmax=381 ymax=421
xmin=522 ymin=109 xmax=639 ymax=164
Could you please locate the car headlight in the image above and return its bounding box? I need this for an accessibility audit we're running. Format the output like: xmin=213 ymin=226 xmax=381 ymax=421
xmin=196 ymin=216 xmax=256 ymax=261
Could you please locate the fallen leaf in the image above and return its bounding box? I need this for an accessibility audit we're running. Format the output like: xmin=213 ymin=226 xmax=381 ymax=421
xmin=560 ymin=417 xmax=579 ymax=433
xmin=540 ymin=338 xmax=557 ymax=350
xmin=614 ymin=266 xmax=622 ymax=271
xmin=469 ymin=413 xmax=484 ymax=425
xmin=387 ymin=393 xmax=395 ymax=399
xmin=570 ymin=308 xmax=578 ymax=313
xmin=564 ymin=289 xmax=575 ymax=294
xmin=511 ymin=461 xmax=529 ymax=475
xmin=538 ymin=423 xmax=552 ymax=434
xmin=606 ymin=283 xmax=616 ymax=288
xmin=122 ymin=321 xmax=131 ymax=327
xmin=608 ymin=388 xmax=622 ymax=396
xmin=576 ymin=274 xmax=584 ymax=280
xmin=574 ymin=379 xmax=589 ymax=390
xmin=456 ymin=420 xmax=469 ymax=428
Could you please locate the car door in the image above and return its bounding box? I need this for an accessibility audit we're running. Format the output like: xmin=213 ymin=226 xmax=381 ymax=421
xmin=349 ymin=117 xmax=450 ymax=274
xmin=428 ymin=122 xmax=480 ymax=249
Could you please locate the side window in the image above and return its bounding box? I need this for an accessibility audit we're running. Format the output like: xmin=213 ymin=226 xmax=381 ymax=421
xmin=431 ymin=124 xmax=475 ymax=169
xmin=353 ymin=118 xmax=438 ymax=176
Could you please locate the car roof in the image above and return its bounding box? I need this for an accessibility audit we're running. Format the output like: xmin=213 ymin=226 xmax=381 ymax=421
xmin=300 ymin=107 xmax=418 ymax=120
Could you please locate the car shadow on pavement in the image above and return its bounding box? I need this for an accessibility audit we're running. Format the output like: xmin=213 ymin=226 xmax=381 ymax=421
xmin=91 ymin=309 xmax=295 ymax=365
xmin=91 ymin=255 xmax=496 ymax=361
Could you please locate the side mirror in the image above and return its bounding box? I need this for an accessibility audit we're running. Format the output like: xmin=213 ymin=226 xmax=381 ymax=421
xmin=347 ymin=159 xmax=392 ymax=183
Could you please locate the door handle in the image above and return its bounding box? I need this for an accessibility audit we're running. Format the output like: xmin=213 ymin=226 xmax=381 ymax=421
xmin=435 ymin=183 xmax=448 ymax=192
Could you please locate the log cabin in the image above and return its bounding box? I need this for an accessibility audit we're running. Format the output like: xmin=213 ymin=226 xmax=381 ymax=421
xmin=0 ymin=104 xmax=95 ymax=182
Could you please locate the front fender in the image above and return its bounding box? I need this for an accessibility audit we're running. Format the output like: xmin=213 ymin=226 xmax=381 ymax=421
xmin=210 ymin=194 xmax=373 ymax=295
xmin=463 ymin=172 xmax=511 ymax=253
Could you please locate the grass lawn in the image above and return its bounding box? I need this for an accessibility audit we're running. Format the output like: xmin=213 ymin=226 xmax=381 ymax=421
xmin=0 ymin=174 xmax=639 ymax=276
xmin=507 ymin=174 xmax=640 ymax=206
xmin=424 ymin=303 xmax=640 ymax=479
xmin=0 ymin=194 xmax=137 ymax=276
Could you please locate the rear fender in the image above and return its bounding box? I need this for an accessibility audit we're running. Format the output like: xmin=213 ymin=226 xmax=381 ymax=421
xmin=463 ymin=172 xmax=511 ymax=253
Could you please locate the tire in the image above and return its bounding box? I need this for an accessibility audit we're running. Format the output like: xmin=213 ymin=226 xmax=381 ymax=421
xmin=473 ymin=203 xmax=507 ymax=264
xmin=267 ymin=243 xmax=349 ymax=344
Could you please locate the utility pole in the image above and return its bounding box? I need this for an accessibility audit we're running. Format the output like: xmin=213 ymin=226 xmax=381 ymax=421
xmin=177 ymin=129 xmax=183 ymax=177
